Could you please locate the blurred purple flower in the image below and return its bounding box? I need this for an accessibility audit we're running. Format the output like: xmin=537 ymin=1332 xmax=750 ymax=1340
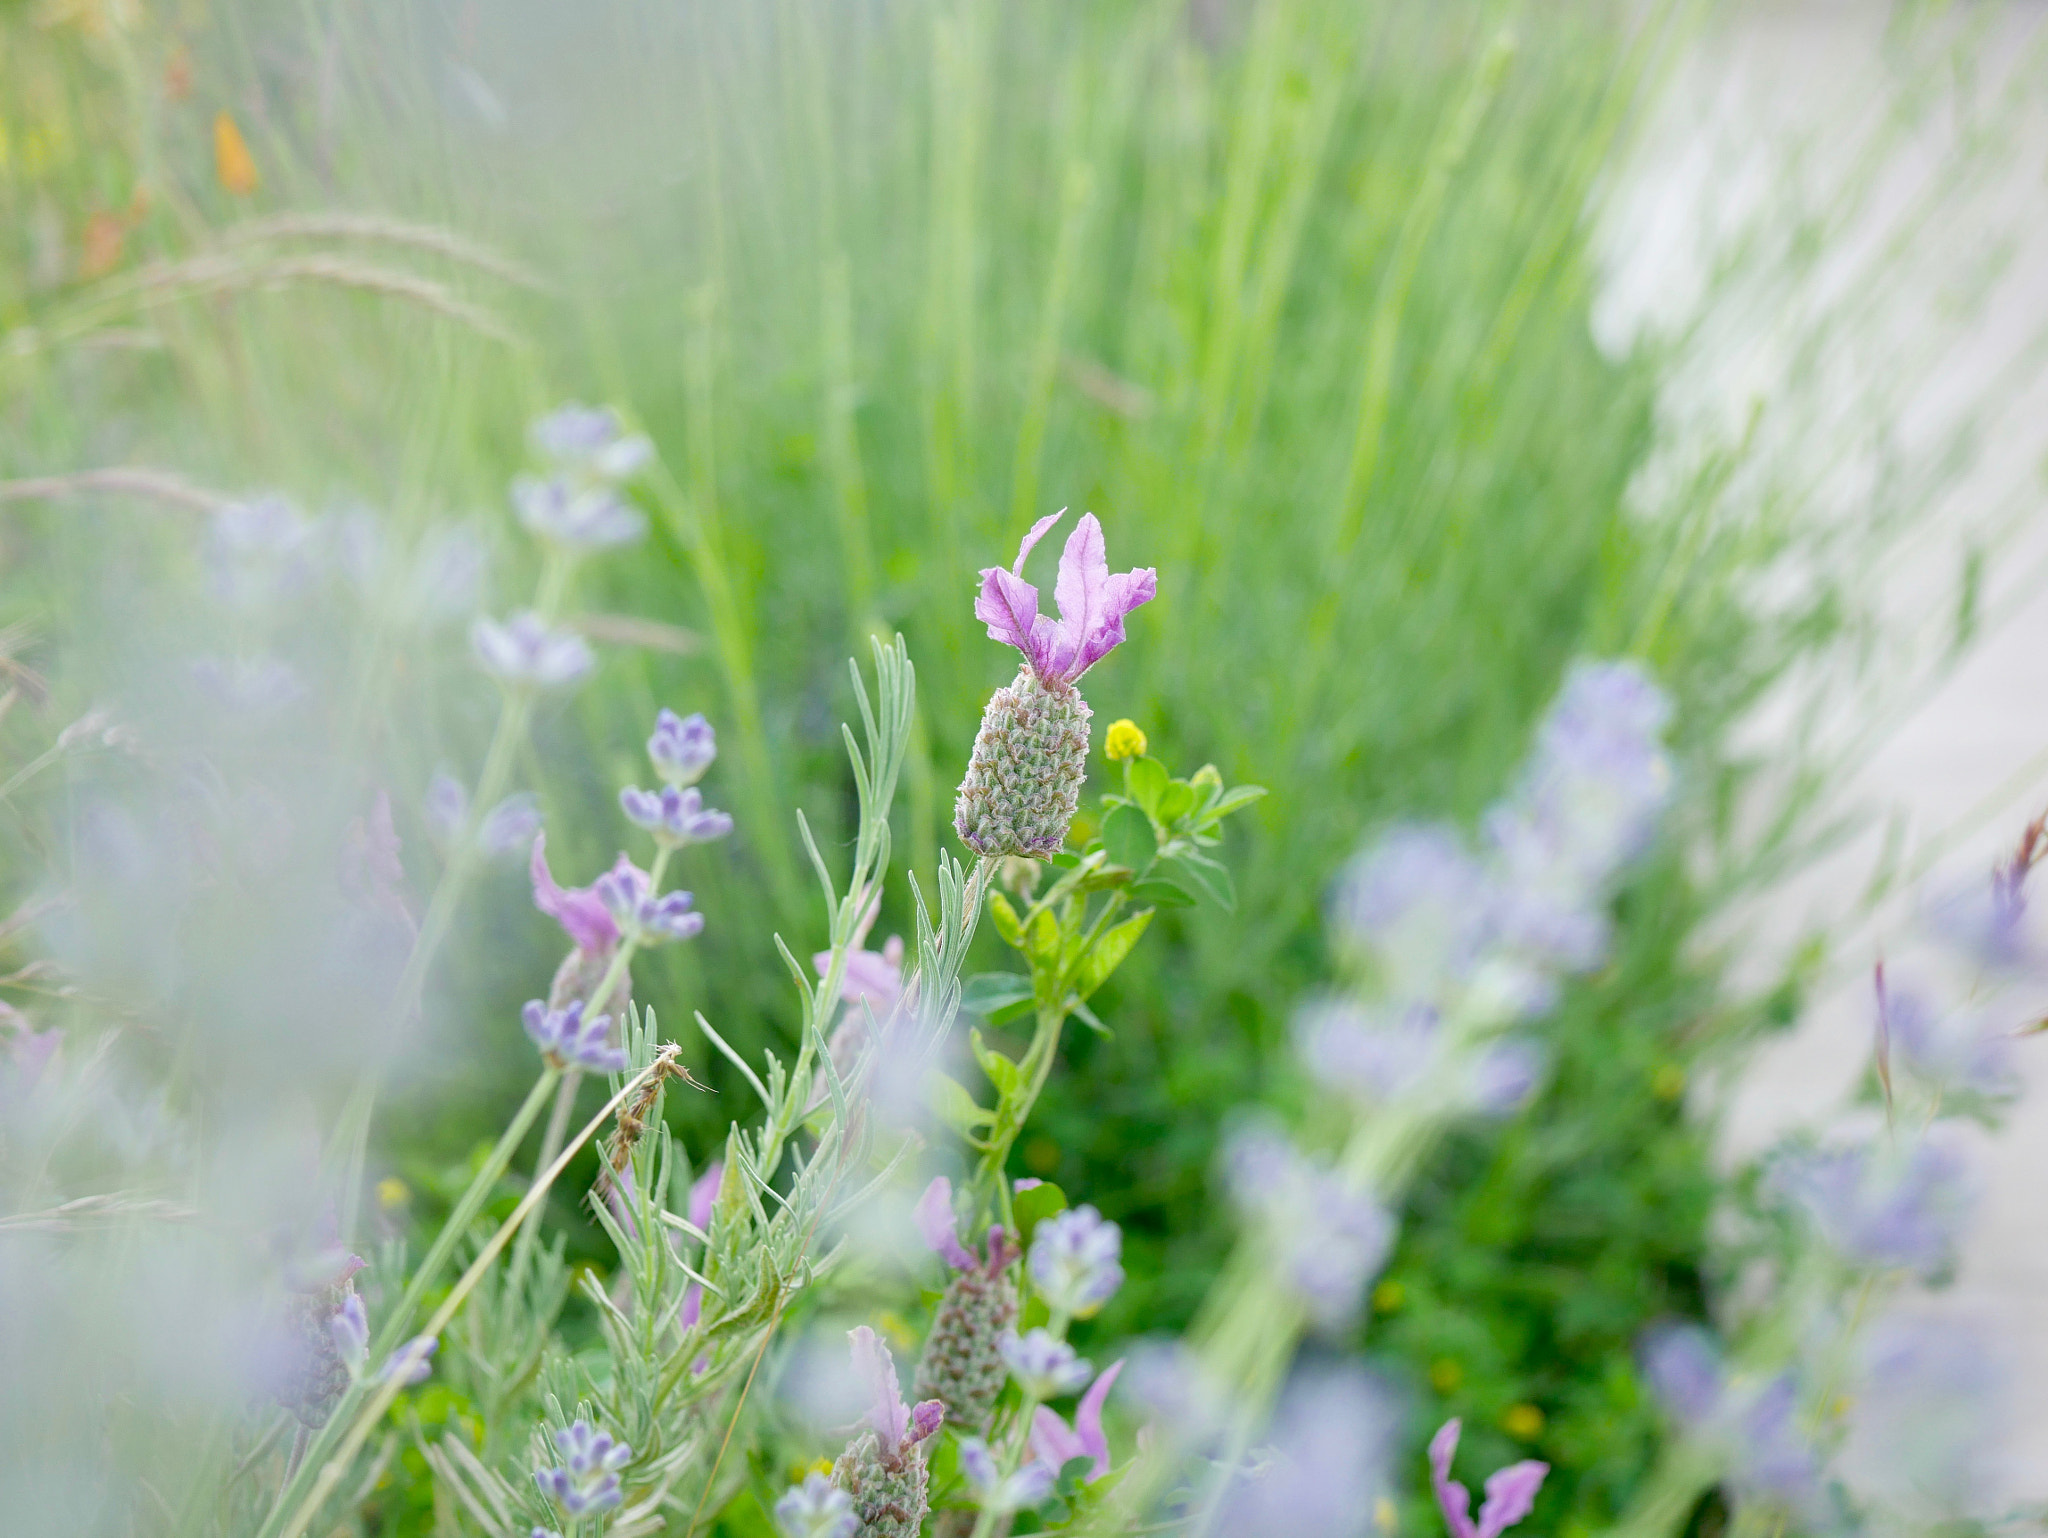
xmin=815 ymin=898 xmax=906 ymax=1023
xmin=424 ymin=773 xmax=468 ymax=845
xmin=530 ymin=404 xmax=654 ymax=482
xmin=1123 ymin=1340 xmax=1229 ymax=1440
xmin=915 ymin=1176 xmax=977 ymax=1271
xmin=1002 ymin=1328 xmax=1093 ymax=1399
xmin=1851 ymin=1308 xmax=2005 ymax=1516
xmin=1225 ymin=1124 xmax=1391 ymax=1328
xmin=329 ymin=1292 xmax=369 ymax=1371
xmin=1772 ymin=1131 xmax=1973 ymax=1275
xmin=479 ymin=793 xmax=542 ymax=858
xmin=1876 ymin=977 xmax=2017 ymax=1098
xmin=535 ymin=1419 xmax=630 ymax=1517
xmin=529 ymin=835 xmax=623 ymax=956
xmin=688 ymin=1162 xmax=723 ymax=1232
xmin=471 ymin=611 xmax=594 ymax=688
xmin=377 ymin=1335 xmax=438 ymax=1387
xmin=1637 ymin=1326 xmax=1822 ymax=1507
xmin=774 ymin=1471 xmax=858 ymax=1538
xmin=649 ymin=709 xmax=717 ymax=787
xmin=1429 ymin=1419 xmax=1548 ymax=1538
xmin=961 ymin=1436 xmax=1056 ymax=1512
xmin=512 ymin=475 xmax=646 ymax=549
xmin=593 ymin=861 xmax=703 ymax=944
xmin=1029 ymin=1359 xmax=1122 ymax=1479
xmin=1730 ymin=1374 xmax=1821 ymax=1504
xmin=1219 ymin=1365 xmax=1397 ymax=1538
xmin=522 ymin=999 xmax=627 ymax=1074
xmin=1639 ymin=1324 xmax=1724 ymax=1426
xmin=1029 ymin=1206 xmax=1124 ymax=1318
xmin=1332 ymin=824 xmax=1495 ymax=1002
xmin=619 ymin=783 xmax=734 ymax=847
xmin=1293 ymin=999 xmax=1441 ymax=1101
xmin=1468 ymin=1038 xmax=1546 ymax=1115
xmin=848 ymin=1325 xmax=944 ymax=1457
xmin=975 ymin=511 xmax=1156 ymax=687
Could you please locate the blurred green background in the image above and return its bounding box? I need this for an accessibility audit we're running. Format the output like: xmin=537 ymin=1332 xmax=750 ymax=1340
xmin=0 ymin=0 xmax=1943 ymax=1530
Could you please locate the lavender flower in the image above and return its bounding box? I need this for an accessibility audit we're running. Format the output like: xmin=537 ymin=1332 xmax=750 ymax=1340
xmin=1850 ymin=1308 xmax=2005 ymax=1518
xmin=1028 ymin=1359 xmax=1123 ymax=1479
xmin=522 ymin=999 xmax=627 ymax=1074
xmin=424 ymin=773 xmax=467 ymax=845
xmin=648 ymin=708 xmax=717 ymax=786
xmin=1639 ymin=1324 xmax=1723 ymax=1426
xmin=534 ymin=1419 xmax=631 ymax=1517
xmin=618 ymin=783 xmax=734 ymax=847
xmin=974 ymin=511 xmax=1157 ymax=688
xmin=329 ymin=1292 xmax=368 ymax=1372
xmin=1225 ymin=1124 xmax=1392 ymax=1327
xmin=1218 ymin=1366 xmax=1397 ymax=1538
xmin=529 ymin=403 xmax=654 ymax=482
xmin=1637 ymin=1327 xmax=1821 ymax=1505
xmin=1772 ymin=1131 xmax=1973 ymax=1275
xmin=1293 ymin=999 xmax=1441 ymax=1101
xmin=835 ymin=1328 xmax=945 ymax=1538
xmin=426 ymin=775 xmax=542 ymax=858
xmin=960 ymin=1438 xmax=1056 ymax=1512
xmin=774 ymin=1471 xmax=858 ymax=1538
xmin=377 ymin=1335 xmax=438 ymax=1387
xmin=849 ymin=1325 xmax=945 ymax=1457
xmin=1876 ymin=975 xmax=2017 ymax=1098
xmin=512 ymin=475 xmax=646 ymax=549
xmin=913 ymin=1177 xmax=1021 ymax=1432
xmin=593 ymin=862 xmax=704 ymax=944
xmin=1028 ymin=1206 xmax=1124 ymax=1318
xmin=471 ymin=611 xmax=594 ymax=688
xmin=1429 ymin=1419 xmax=1548 ymax=1538
xmin=914 ymin=1176 xmax=978 ymax=1271
xmin=1332 ymin=825 xmax=1495 ymax=1004
xmin=1001 ymin=1328 xmax=1093 ymax=1398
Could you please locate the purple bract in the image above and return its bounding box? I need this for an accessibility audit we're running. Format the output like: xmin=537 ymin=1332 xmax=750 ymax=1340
xmin=974 ymin=511 xmax=1156 ymax=688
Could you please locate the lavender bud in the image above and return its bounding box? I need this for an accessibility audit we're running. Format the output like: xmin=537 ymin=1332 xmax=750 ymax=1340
xmin=1000 ymin=1328 xmax=1093 ymax=1398
xmin=1224 ymin=1125 xmax=1391 ymax=1328
xmin=774 ymin=1472 xmax=858 ymax=1538
xmin=649 ymin=708 xmax=718 ymax=786
xmin=1028 ymin=1206 xmax=1123 ymax=1319
xmin=329 ymin=1292 xmax=368 ymax=1372
xmin=1770 ymin=1131 xmax=1973 ymax=1275
xmin=529 ymin=403 xmax=653 ymax=482
xmin=471 ymin=611 xmax=594 ymax=689
xmin=594 ymin=864 xmax=706 ymax=945
xmin=959 ymin=1437 xmax=1055 ymax=1513
xmin=522 ymin=999 xmax=628 ymax=1074
xmin=535 ymin=1419 xmax=631 ymax=1518
xmin=377 ymin=1335 xmax=438 ymax=1387
xmin=424 ymin=773 xmax=469 ymax=845
xmin=478 ymin=793 xmax=543 ymax=857
xmin=953 ymin=665 xmax=1092 ymax=858
xmin=619 ymin=783 xmax=735 ymax=847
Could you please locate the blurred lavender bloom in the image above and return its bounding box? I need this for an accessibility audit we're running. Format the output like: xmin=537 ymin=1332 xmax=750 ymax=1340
xmin=1730 ymin=1375 xmax=1821 ymax=1504
xmin=960 ymin=1437 xmax=1056 ymax=1512
xmin=1876 ymin=977 xmax=2017 ymax=1097
xmin=530 ymin=835 xmax=624 ymax=956
xmin=816 ymin=897 xmax=907 ymax=1022
xmin=975 ymin=511 xmax=1157 ymax=686
xmin=206 ymin=494 xmax=316 ymax=607
xmin=339 ymin=791 xmax=412 ymax=931
xmin=594 ymin=862 xmax=704 ymax=944
xmin=1123 ymin=1339 xmax=1230 ymax=1440
xmin=530 ymin=403 xmax=654 ymax=482
xmin=522 ymin=999 xmax=627 ymax=1074
xmin=191 ymin=655 xmax=306 ymax=713
xmin=377 ymin=1335 xmax=438 ymax=1387
xmin=648 ymin=708 xmax=717 ymax=786
xmin=1332 ymin=824 xmax=1495 ymax=1004
xmin=534 ymin=1419 xmax=631 ymax=1517
xmin=1029 ymin=1359 xmax=1122 ymax=1479
xmin=479 ymin=793 xmax=542 ymax=857
xmin=1639 ymin=1324 xmax=1724 ymax=1426
xmin=619 ymin=783 xmax=734 ymax=847
xmin=1429 ymin=1418 xmax=1549 ymax=1538
xmin=1468 ymin=1038 xmax=1546 ymax=1115
xmin=1849 ymin=1308 xmax=2005 ymax=1517
xmin=1029 ymin=1206 xmax=1124 ymax=1318
xmin=848 ymin=1325 xmax=944 ymax=1457
xmin=915 ymin=1176 xmax=977 ymax=1271
xmin=329 ymin=1292 xmax=369 ymax=1372
xmin=774 ymin=1471 xmax=859 ymax=1538
xmin=1219 ymin=1365 xmax=1398 ymax=1538
xmin=1294 ymin=999 xmax=1440 ymax=1100
xmin=688 ymin=1162 xmax=724 ymax=1233
xmin=1925 ymin=876 xmax=2043 ymax=975
xmin=1225 ymin=1124 xmax=1392 ymax=1328
xmin=471 ymin=611 xmax=594 ymax=688
xmin=1772 ymin=1131 xmax=1973 ymax=1275
xmin=512 ymin=474 xmax=646 ymax=549
xmin=1001 ymin=1328 xmax=1093 ymax=1398
xmin=424 ymin=773 xmax=468 ymax=845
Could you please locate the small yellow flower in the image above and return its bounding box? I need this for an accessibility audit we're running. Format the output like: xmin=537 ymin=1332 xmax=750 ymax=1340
xmin=214 ymin=111 xmax=259 ymax=196
xmin=1502 ymin=1403 xmax=1545 ymax=1439
xmin=876 ymin=1311 xmax=918 ymax=1352
xmin=376 ymin=1177 xmax=411 ymax=1209
xmin=1374 ymin=1496 xmax=1400 ymax=1533
xmin=1103 ymin=719 xmax=1147 ymax=762
xmin=1430 ymin=1358 xmax=1463 ymax=1393
xmin=802 ymin=1457 xmax=834 ymax=1480
xmin=1651 ymin=1063 xmax=1686 ymax=1102
xmin=1372 ymin=1279 xmax=1406 ymax=1314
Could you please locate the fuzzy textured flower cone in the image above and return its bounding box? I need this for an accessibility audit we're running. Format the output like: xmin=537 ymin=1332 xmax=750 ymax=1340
xmin=910 ymin=1178 xmax=1019 ymax=1433
xmin=955 ymin=511 xmax=1155 ymax=857
xmin=273 ymin=1252 xmax=366 ymax=1430
xmin=833 ymin=1327 xmax=945 ymax=1538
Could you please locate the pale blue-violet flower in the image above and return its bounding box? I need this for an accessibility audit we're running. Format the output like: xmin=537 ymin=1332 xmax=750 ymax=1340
xmin=522 ymin=999 xmax=627 ymax=1074
xmin=648 ymin=708 xmax=717 ymax=786
xmin=534 ymin=1419 xmax=631 ymax=1517
xmin=1225 ymin=1123 xmax=1392 ymax=1328
xmin=774 ymin=1471 xmax=858 ymax=1538
xmin=960 ymin=1437 xmax=1056 ymax=1512
xmin=619 ymin=783 xmax=733 ymax=847
xmin=471 ymin=611 xmax=594 ymax=688
xmin=529 ymin=835 xmax=624 ymax=957
xmin=529 ymin=404 xmax=654 ymax=482
xmin=1028 ymin=1206 xmax=1124 ymax=1318
xmin=512 ymin=475 xmax=645 ymax=549
xmin=1001 ymin=1328 xmax=1093 ymax=1399
xmin=848 ymin=1325 xmax=945 ymax=1457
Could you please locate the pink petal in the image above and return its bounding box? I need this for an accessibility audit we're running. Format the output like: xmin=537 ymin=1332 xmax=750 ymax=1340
xmin=1014 ymin=511 xmax=1066 ymax=573
xmin=974 ymin=566 xmax=1044 ymax=660
xmin=676 ymin=1283 xmax=702 ymax=1331
xmin=1044 ymin=515 xmax=1156 ymax=683
xmin=1030 ymin=1406 xmax=1085 ymax=1472
xmin=1073 ymin=566 xmax=1158 ymax=677
xmin=687 ymin=1162 xmax=723 ymax=1232
xmin=909 ymin=1399 xmax=947 ymax=1446
xmin=1430 ymin=1419 xmax=1479 ymax=1538
xmin=529 ymin=833 xmax=620 ymax=956
xmin=915 ymin=1177 xmax=976 ymax=1271
xmin=849 ymin=1325 xmax=909 ymax=1451
xmin=1475 ymin=1462 xmax=1549 ymax=1538
xmin=1074 ymin=1358 xmax=1122 ymax=1477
